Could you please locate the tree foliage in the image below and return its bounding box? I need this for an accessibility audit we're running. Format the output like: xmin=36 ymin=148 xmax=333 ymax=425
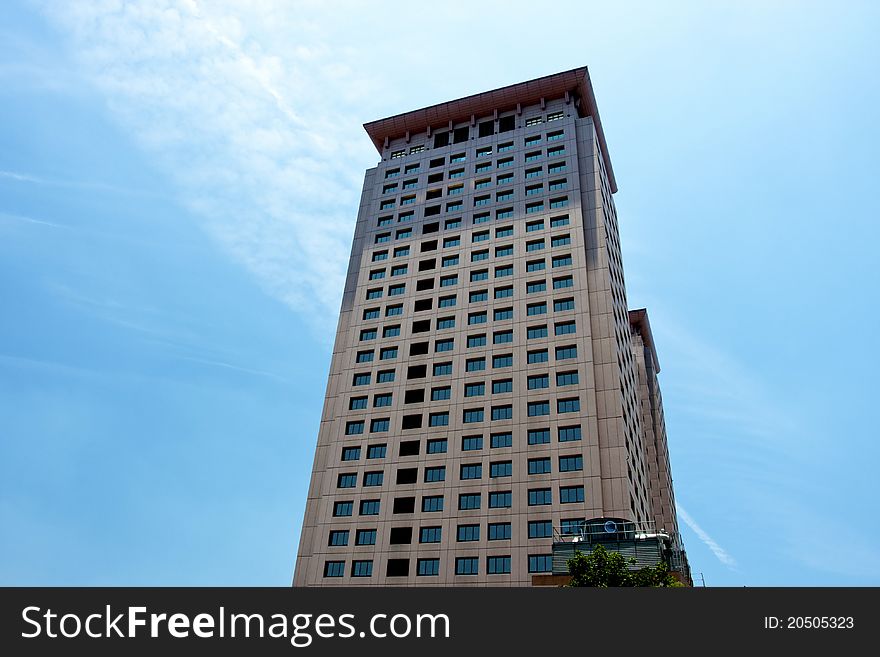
xmin=566 ymin=544 xmax=682 ymax=587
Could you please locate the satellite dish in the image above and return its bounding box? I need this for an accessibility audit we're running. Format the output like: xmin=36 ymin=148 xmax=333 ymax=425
xmin=604 ymin=520 xmax=617 ymax=533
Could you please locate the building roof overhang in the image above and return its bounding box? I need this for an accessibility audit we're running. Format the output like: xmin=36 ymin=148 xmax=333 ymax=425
xmin=629 ymin=308 xmax=660 ymax=372
xmin=363 ymin=66 xmax=618 ymax=193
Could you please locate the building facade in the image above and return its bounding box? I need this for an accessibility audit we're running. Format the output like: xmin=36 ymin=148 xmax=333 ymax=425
xmin=293 ymin=68 xmax=688 ymax=586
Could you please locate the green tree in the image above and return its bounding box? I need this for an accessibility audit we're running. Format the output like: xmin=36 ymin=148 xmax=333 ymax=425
xmin=566 ymin=544 xmax=682 ymax=587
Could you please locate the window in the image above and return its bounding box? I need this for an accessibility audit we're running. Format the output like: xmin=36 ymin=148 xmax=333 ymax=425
xmin=493 ymin=354 xmax=512 ymax=368
xmin=488 ymin=491 xmax=512 ymax=508
xmin=363 ymin=308 xmax=380 ymax=321
xmin=459 ymin=493 xmax=481 ymax=510
xmin=324 ymin=561 xmax=345 ymax=578
xmin=497 ymin=157 xmax=513 ymax=168
xmin=492 ymin=379 xmax=513 ymax=394
xmin=419 ymin=527 xmax=441 ymax=544
xmin=450 ymin=151 xmax=466 ymax=162
xmin=475 ymin=163 xmax=491 ymax=174
xmin=556 ymin=371 xmax=579 ymax=386
xmin=346 ymin=421 xmax=365 ymax=435
xmin=476 ymin=146 xmax=492 ymax=158
xmin=466 ymin=357 xmax=486 ymax=372
xmin=386 ymin=303 xmax=403 ymax=316
xmin=547 ymin=111 xmax=564 ymax=122
xmin=438 ymin=294 xmax=457 ymax=308
xmin=553 ymin=275 xmax=573 ymax=289
xmin=342 ymin=446 xmax=361 ymax=461
xmin=467 ymin=334 xmax=486 ymax=348
xmin=393 ymin=245 xmax=410 ymax=257
xmin=525 ymin=116 xmax=542 ymax=126
xmin=529 ymin=488 xmax=552 ymax=506
xmin=446 ymin=201 xmax=462 ymax=212
xmin=551 ymin=234 xmax=571 ymax=247
xmin=356 ymin=350 xmax=374 ymax=363
xmin=349 ymin=396 xmax=367 ymax=410
xmin=549 ymin=179 xmax=567 ymax=192
xmin=557 ymin=398 xmax=580 ymax=413
xmin=386 ymin=559 xmax=409 ymax=577
xmin=359 ymin=499 xmax=380 ymax=515
xmin=377 ymin=370 xmax=395 ymax=383
xmin=374 ymin=393 xmax=393 ymax=407
xmin=524 ymin=134 xmax=541 ymax=147
xmin=556 ymin=345 xmax=577 ymax=360
xmin=422 ymin=495 xmax=444 ymax=512
xmin=356 ymin=529 xmax=376 ymax=545
xmin=390 ymin=265 xmax=407 ymax=277
xmin=427 ymin=438 xmax=447 ymax=454
xmin=465 ymin=382 xmax=485 ymax=397
xmin=489 ymin=523 xmax=512 ymax=540
xmin=443 ymin=234 xmax=460 ymax=248
xmin=399 ymin=211 xmax=415 ymax=223
xmin=437 ymin=316 xmax=455 ymax=329
xmin=552 ymin=255 xmax=572 ymax=268
xmin=528 ymin=349 xmax=549 ymax=364
xmin=495 ymin=245 xmax=513 ymax=257
xmin=445 ymin=218 xmax=461 ymax=229
xmin=463 ymin=408 xmax=484 ymax=423
xmin=550 ymin=214 xmax=570 ymax=227
xmin=385 ymin=168 xmax=400 ymax=179
xmin=491 ymin=405 xmax=512 ymax=420
xmin=366 ymin=288 xmax=382 ymax=300
xmin=472 ymin=249 xmax=489 ymax=262
xmin=495 ymin=265 xmax=513 ymax=278
xmin=559 ymin=455 xmax=583 ymax=472
xmin=462 ymin=435 xmax=483 ymax=451
xmin=370 ymin=418 xmax=390 ymax=433
xmin=367 ymin=444 xmax=387 ymax=459
xmin=490 ymin=461 xmax=512 ymax=478
xmin=527 ymin=401 xmax=550 ymax=417
xmin=425 ymin=466 xmax=446 ymax=482
xmin=383 ymin=325 xmax=400 ymax=338
xmin=490 ymin=431 xmax=512 ymax=447
xmin=547 ymin=148 xmax=566 ymax=159
xmin=380 ymin=347 xmax=398 ymax=360
xmin=333 ymin=501 xmax=353 ymax=517
xmin=473 ymin=211 xmax=490 ymax=224
xmin=554 ymin=298 xmax=575 ymax=312
xmin=472 ymin=230 xmax=489 ymax=243
xmin=487 ymin=556 xmax=511 ymax=575
xmin=431 ymin=386 xmax=451 ymax=401
xmin=526 ymin=259 xmax=546 ymax=272
xmin=493 ymin=330 xmax=513 ymax=344
xmin=529 ymin=521 xmax=553 ymax=539
xmin=528 ymin=429 xmax=551 ymax=445
xmin=494 ymin=307 xmax=513 ymax=321
xmin=469 ymin=311 xmax=487 ymax=325
xmin=560 ymin=485 xmax=585 ymax=503
xmin=470 ymin=290 xmax=488 ymax=302
xmin=447 ymin=184 xmax=463 ymax=196
xmin=548 ymin=162 xmax=566 ymax=174
xmin=388 ymin=284 xmax=405 ymax=296
xmin=479 ymin=121 xmax=495 ymax=138
xmin=528 ymin=374 xmax=549 ymax=390
xmin=380 ymin=200 xmax=395 ymax=211
xmin=363 ymin=470 xmax=384 ymax=486
xmin=457 ymin=524 xmax=480 ymax=542
xmin=372 ymin=250 xmax=388 ymax=262
xmin=494 ymin=286 xmax=513 ymax=299
xmin=360 ymin=328 xmax=377 ymax=341
xmin=435 ymin=339 xmax=454 ymax=352
xmin=396 ymin=228 xmax=412 ymax=238
xmin=527 ymin=325 xmax=548 ymax=339
xmin=560 ymin=519 xmax=585 ymax=535
xmin=377 ymin=215 xmax=393 ymax=226
xmin=525 ymin=201 xmax=544 ymax=214
xmin=471 ymin=269 xmax=489 ymax=282
xmin=409 ymin=144 xmax=425 ymax=154
xmin=417 ymin=559 xmax=440 ymax=577
xmin=529 ymin=555 xmax=552 ymax=573
xmin=526 ymin=239 xmax=545 ymax=252
xmin=528 ymin=458 xmax=551 ymax=475
xmin=337 ymin=473 xmax=357 ymax=488
xmin=449 ymin=168 xmax=464 ymax=179
xmin=555 ymin=321 xmax=576 ymax=336
xmin=460 ymin=463 xmax=482 ymax=480
xmin=559 ymin=425 xmax=582 ymax=442
xmin=429 ymin=412 xmax=449 ymax=427
xmin=456 ymin=557 xmax=479 ymax=575
xmin=527 ymin=302 xmax=547 ymax=316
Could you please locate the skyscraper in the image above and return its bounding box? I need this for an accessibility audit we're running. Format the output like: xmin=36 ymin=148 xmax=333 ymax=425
xmin=294 ymin=67 xmax=689 ymax=586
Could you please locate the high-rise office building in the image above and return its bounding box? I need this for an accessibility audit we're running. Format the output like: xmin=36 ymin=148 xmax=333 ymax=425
xmin=294 ymin=68 xmax=689 ymax=586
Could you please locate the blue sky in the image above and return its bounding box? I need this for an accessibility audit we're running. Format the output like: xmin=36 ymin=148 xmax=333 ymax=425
xmin=1 ymin=0 xmax=878 ymax=586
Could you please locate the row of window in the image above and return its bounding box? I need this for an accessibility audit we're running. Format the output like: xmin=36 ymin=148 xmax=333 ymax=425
xmin=351 ymin=344 xmax=580 ymax=387
xmin=382 ymin=177 xmax=567 ymax=203
xmin=332 ymin=485 xmax=586 ymax=519
xmin=364 ymin=259 xmax=572 ymax=299
xmin=340 ymin=427 xmax=583 ymax=469
xmin=386 ymin=112 xmax=565 ymax=161
xmin=324 ymin=553 xmax=555 ymax=578
xmin=327 ymin=517 xmax=575 ymax=551
xmin=335 ymin=455 xmax=584 ymax=491
xmin=377 ymin=194 xmax=570 ymax=227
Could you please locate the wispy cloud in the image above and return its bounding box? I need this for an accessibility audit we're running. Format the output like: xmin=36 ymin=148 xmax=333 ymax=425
xmin=677 ymin=504 xmax=737 ymax=569
xmin=36 ymin=1 xmax=386 ymax=333
xmin=0 ymin=168 xmax=160 ymax=198
xmin=0 ymin=210 xmax=70 ymax=229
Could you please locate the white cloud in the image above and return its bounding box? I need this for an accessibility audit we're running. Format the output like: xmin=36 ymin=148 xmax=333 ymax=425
xmin=677 ymin=504 xmax=737 ymax=569
xmin=37 ymin=0 xmax=386 ymax=333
